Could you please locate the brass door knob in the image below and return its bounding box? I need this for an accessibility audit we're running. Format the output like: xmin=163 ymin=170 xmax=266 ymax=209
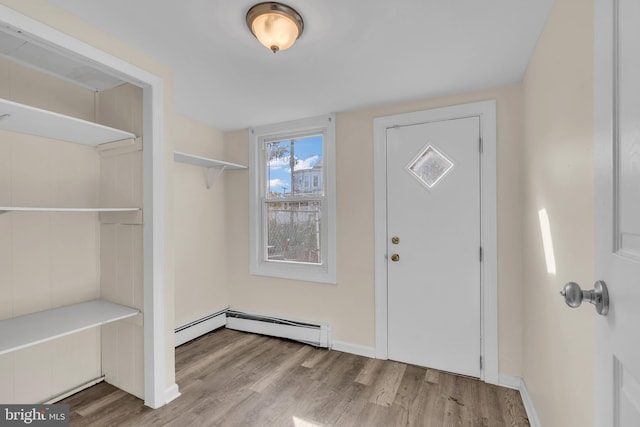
xmin=391 ymin=236 xmax=400 ymax=244
xmin=391 ymin=254 xmax=400 ymax=262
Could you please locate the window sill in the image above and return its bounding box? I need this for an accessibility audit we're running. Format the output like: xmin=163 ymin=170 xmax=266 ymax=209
xmin=250 ymin=261 xmax=336 ymax=284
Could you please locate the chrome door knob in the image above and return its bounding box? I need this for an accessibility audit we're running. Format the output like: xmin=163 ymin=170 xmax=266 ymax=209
xmin=560 ymin=280 xmax=609 ymax=316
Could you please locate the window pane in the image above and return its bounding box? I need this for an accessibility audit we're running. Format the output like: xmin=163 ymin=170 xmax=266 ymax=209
xmin=407 ymin=144 xmax=454 ymax=189
xmin=266 ymin=201 xmax=322 ymax=264
xmin=267 ymin=135 xmax=323 ymax=198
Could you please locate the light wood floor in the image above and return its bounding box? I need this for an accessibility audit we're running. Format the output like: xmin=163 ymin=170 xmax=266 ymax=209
xmin=62 ymin=328 xmax=529 ymax=426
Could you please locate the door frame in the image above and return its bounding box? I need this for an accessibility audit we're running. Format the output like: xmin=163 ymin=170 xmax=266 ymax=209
xmin=373 ymin=100 xmax=498 ymax=383
xmin=0 ymin=6 xmax=174 ymax=407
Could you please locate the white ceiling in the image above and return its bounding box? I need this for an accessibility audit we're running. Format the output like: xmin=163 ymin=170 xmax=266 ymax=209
xmin=49 ymin=0 xmax=554 ymax=131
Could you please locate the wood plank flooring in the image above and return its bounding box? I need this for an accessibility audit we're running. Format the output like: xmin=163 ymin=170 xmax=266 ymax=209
xmin=62 ymin=328 xmax=530 ymax=426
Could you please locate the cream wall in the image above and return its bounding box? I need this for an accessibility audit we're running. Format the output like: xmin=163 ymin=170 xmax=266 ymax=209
xmin=173 ymin=115 xmax=230 ymax=326
xmin=0 ymin=0 xmax=178 ymax=392
xmin=521 ymin=0 xmax=595 ymax=426
xmin=224 ymin=84 xmax=525 ymax=376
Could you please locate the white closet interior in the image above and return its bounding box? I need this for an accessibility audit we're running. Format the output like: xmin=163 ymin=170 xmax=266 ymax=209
xmin=0 ymin=47 xmax=145 ymax=403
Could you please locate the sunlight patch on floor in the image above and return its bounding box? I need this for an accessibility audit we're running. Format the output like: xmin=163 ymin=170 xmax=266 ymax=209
xmin=292 ymin=415 xmax=323 ymax=427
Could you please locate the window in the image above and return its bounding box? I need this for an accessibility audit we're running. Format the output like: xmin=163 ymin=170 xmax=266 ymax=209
xmin=249 ymin=114 xmax=336 ymax=283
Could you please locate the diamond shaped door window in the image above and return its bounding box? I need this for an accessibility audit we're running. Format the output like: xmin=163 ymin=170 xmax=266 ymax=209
xmin=406 ymin=144 xmax=453 ymax=189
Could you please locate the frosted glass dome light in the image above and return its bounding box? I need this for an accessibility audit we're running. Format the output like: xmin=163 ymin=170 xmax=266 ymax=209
xmin=246 ymin=2 xmax=304 ymax=53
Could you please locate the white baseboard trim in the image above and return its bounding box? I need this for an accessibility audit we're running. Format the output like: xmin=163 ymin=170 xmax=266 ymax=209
xmin=331 ymin=340 xmax=376 ymax=358
xmin=43 ymin=376 xmax=105 ymax=404
xmin=498 ymin=374 xmax=521 ymax=390
xmin=518 ymin=378 xmax=541 ymax=427
xmin=497 ymin=375 xmax=540 ymax=427
xmin=174 ymin=308 xmax=228 ymax=347
xmin=164 ymin=383 xmax=181 ymax=405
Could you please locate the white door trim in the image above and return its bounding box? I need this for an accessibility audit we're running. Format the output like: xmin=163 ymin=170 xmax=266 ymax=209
xmin=0 ymin=6 xmax=173 ymax=408
xmin=373 ymin=100 xmax=498 ymax=383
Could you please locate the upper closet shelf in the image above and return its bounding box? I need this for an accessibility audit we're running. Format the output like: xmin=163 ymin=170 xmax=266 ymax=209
xmin=174 ymin=151 xmax=246 ymax=188
xmin=0 ymin=207 xmax=140 ymax=214
xmin=174 ymin=151 xmax=246 ymax=170
xmin=0 ymin=300 xmax=139 ymax=356
xmin=0 ymin=97 xmax=136 ymax=146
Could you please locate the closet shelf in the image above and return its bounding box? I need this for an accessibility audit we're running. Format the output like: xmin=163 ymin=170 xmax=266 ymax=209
xmin=0 ymin=97 xmax=136 ymax=146
xmin=174 ymin=151 xmax=246 ymax=189
xmin=0 ymin=300 xmax=139 ymax=356
xmin=0 ymin=207 xmax=140 ymax=214
xmin=174 ymin=151 xmax=246 ymax=170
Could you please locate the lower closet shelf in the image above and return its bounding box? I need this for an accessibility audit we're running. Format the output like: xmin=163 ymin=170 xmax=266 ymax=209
xmin=0 ymin=300 xmax=139 ymax=355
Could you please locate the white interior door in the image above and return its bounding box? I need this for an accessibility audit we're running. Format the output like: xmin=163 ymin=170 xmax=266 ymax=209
xmin=595 ymin=0 xmax=640 ymax=425
xmin=386 ymin=116 xmax=481 ymax=378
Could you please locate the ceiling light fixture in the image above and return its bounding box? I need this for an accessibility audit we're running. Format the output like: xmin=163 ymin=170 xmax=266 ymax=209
xmin=246 ymin=2 xmax=304 ymax=53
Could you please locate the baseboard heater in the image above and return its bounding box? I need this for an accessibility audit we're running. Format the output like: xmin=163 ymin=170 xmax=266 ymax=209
xmin=174 ymin=307 xmax=228 ymax=347
xmin=226 ymin=310 xmax=332 ymax=348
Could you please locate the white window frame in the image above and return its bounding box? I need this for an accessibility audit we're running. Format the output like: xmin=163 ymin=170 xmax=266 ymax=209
xmin=249 ymin=114 xmax=336 ymax=284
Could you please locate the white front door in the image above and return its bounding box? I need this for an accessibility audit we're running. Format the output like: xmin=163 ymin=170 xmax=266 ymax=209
xmin=595 ymin=0 xmax=640 ymax=425
xmin=386 ymin=116 xmax=481 ymax=378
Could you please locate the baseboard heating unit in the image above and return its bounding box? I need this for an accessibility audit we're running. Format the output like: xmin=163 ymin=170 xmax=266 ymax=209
xmin=174 ymin=307 xmax=228 ymax=347
xmin=226 ymin=310 xmax=332 ymax=348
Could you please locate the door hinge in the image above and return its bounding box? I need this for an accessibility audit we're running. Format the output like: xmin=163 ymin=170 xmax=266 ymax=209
xmin=479 ymin=246 xmax=483 ymax=262
xmin=480 ymin=356 xmax=483 ymax=369
xmin=479 ymin=137 xmax=483 ymax=153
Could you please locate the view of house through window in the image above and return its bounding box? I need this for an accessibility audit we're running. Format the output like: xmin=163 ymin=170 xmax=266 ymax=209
xmin=265 ymin=135 xmax=324 ymax=264
xmin=250 ymin=114 xmax=335 ymax=283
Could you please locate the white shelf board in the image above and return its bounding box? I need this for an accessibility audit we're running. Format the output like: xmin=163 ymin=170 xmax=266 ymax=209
xmin=174 ymin=151 xmax=246 ymax=170
xmin=0 ymin=207 xmax=140 ymax=213
xmin=0 ymin=97 xmax=136 ymax=146
xmin=0 ymin=300 xmax=139 ymax=355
